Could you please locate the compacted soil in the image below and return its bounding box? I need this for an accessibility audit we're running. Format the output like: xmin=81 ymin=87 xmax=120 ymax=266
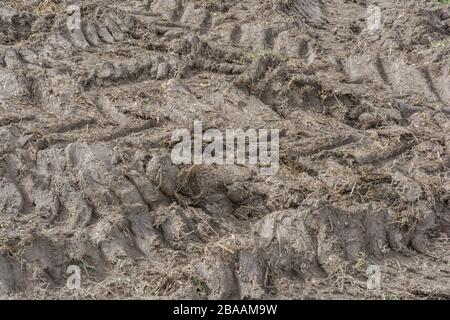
xmin=0 ymin=0 xmax=449 ymax=299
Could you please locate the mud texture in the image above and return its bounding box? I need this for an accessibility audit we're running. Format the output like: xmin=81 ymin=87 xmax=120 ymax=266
xmin=0 ymin=0 xmax=449 ymax=299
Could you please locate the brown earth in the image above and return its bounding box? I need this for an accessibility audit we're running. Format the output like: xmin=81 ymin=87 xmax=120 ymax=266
xmin=0 ymin=0 xmax=449 ymax=299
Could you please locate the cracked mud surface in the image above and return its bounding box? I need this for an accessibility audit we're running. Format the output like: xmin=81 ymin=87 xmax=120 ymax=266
xmin=0 ymin=0 xmax=449 ymax=299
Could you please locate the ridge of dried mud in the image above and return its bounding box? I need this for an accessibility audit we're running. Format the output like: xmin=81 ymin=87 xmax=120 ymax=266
xmin=0 ymin=0 xmax=449 ymax=299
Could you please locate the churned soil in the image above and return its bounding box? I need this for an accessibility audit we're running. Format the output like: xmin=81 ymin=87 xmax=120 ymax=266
xmin=0 ymin=0 xmax=449 ymax=299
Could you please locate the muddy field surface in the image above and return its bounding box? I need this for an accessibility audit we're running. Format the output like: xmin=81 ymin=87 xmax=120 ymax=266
xmin=0 ymin=0 xmax=449 ymax=299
